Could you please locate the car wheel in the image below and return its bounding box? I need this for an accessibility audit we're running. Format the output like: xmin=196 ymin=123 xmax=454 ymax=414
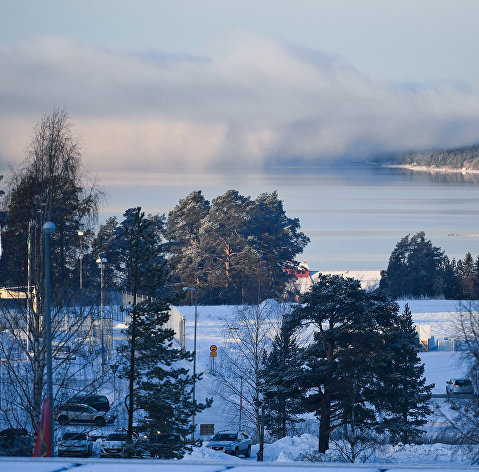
xmin=245 ymin=445 xmax=251 ymax=458
xmin=94 ymin=416 xmax=106 ymax=426
xmin=58 ymin=415 xmax=69 ymax=426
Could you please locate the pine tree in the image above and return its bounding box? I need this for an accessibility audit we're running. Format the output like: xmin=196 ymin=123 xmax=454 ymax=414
xmin=383 ymin=232 xmax=448 ymax=298
xmin=198 ymin=190 xmax=255 ymax=304
xmin=249 ymin=192 xmax=309 ymax=302
xmin=166 ymin=191 xmax=210 ymax=298
xmin=263 ymin=317 xmax=304 ymax=439
xmin=373 ymin=304 xmax=433 ymax=444
xmin=287 ymin=274 xmax=397 ymax=453
xmin=114 ymin=207 xmax=210 ymax=456
xmin=382 ymin=235 xmax=410 ymax=297
xmin=458 ymin=253 xmax=478 ymax=299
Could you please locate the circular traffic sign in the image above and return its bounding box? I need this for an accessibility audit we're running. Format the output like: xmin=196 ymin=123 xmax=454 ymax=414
xmin=210 ymin=345 xmax=217 ymax=352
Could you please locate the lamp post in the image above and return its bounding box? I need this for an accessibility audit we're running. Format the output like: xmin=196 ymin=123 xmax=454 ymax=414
xmin=183 ymin=287 xmax=198 ymax=442
xmin=96 ymin=257 xmax=107 ymax=374
xmin=78 ymin=231 xmax=84 ymax=291
xmin=43 ymin=221 xmax=55 ymax=456
xmin=110 ymin=362 xmax=119 ymax=402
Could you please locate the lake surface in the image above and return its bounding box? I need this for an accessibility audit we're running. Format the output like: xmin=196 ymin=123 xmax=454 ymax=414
xmin=98 ymin=165 xmax=479 ymax=271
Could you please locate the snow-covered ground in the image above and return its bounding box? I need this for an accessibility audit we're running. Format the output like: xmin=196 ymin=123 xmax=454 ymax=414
xmin=173 ymin=300 xmax=478 ymax=466
xmin=13 ymin=298 xmax=477 ymax=468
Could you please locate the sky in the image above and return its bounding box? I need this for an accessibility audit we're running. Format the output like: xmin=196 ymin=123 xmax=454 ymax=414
xmin=2 ymin=1 xmax=479 ymax=175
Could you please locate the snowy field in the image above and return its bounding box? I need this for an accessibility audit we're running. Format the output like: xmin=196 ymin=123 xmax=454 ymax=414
xmin=174 ymin=300 xmax=478 ymax=466
xmin=5 ymin=299 xmax=479 ymax=469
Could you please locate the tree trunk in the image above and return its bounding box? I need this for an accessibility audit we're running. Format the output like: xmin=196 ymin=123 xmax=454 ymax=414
xmin=257 ymin=400 xmax=265 ymax=461
xmin=127 ymin=291 xmax=137 ymax=443
xmin=319 ymin=390 xmax=331 ymax=453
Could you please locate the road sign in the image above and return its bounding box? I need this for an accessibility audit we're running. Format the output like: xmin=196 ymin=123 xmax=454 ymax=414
xmin=210 ymin=351 xmax=217 ymax=357
xmin=200 ymin=424 xmax=215 ymax=435
xmin=210 ymin=345 xmax=217 ymax=352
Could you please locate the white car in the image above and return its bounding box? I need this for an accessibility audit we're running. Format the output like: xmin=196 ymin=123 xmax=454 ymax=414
xmin=55 ymin=403 xmax=116 ymax=426
xmin=206 ymin=430 xmax=251 ymax=457
xmin=100 ymin=431 xmax=138 ymax=458
xmin=57 ymin=432 xmax=93 ymax=457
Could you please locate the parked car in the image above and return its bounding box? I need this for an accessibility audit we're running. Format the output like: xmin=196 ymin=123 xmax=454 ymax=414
xmin=206 ymin=430 xmax=251 ymax=457
xmin=0 ymin=428 xmax=34 ymax=456
xmin=57 ymin=432 xmax=93 ymax=457
xmin=135 ymin=432 xmax=183 ymax=458
xmin=54 ymin=403 xmax=116 ymax=426
xmin=67 ymin=395 xmax=110 ymax=412
xmin=100 ymin=430 xmax=138 ymax=458
xmin=446 ymin=378 xmax=474 ymax=395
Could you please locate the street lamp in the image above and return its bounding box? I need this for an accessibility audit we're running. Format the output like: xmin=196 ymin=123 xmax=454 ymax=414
xmin=183 ymin=286 xmax=198 ymax=442
xmin=96 ymin=257 xmax=107 ymax=374
xmin=78 ymin=231 xmax=84 ymax=291
xmin=43 ymin=221 xmax=55 ymax=456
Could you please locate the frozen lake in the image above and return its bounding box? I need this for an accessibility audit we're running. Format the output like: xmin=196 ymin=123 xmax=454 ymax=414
xmin=99 ymin=165 xmax=479 ymax=271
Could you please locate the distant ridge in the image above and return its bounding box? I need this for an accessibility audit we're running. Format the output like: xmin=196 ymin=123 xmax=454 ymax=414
xmin=397 ymin=144 xmax=479 ymax=170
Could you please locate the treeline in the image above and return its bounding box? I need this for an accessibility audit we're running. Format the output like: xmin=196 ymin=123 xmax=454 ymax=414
xmin=380 ymin=231 xmax=479 ymax=299
xmin=398 ymin=144 xmax=479 ymax=170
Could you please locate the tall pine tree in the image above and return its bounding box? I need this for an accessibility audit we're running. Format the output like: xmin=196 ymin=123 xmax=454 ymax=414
xmin=114 ymin=207 xmax=210 ymax=457
xmin=263 ymin=316 xmax=304 ymax=439
xmin=373 ymin=303 xmax=433 ymax=444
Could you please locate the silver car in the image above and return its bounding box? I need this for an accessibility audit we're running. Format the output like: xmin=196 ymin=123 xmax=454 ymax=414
xmin=206 ymin=430 xmax=251 ymax=457
xmin=100 ymin=431 xmax=139 ymax=458
xmin=446 ymin=378 xmax=474 ymax=395
xmin=55 ymin=403 xmax=116 ymax=426
xmin=57 ymin=432 xmax=93 ymax=457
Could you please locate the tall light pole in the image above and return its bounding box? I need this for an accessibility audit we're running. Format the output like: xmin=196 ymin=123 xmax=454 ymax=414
xmin=78 ymin=231 xmax=84 ymax=291
xmin=183 ymin=287 xmax=198 ymax=441
xmin=96 ymin=257 xmax=107 ymax=374
xmin=43 ymin=221 xmax=55 ymax=456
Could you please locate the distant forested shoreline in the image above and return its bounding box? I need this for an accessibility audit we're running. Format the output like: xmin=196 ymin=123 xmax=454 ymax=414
xmin=395 ymin=144 xmax=479 ymax=170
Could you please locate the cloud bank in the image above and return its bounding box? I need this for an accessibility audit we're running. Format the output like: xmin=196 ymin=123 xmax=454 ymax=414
xmin=1 ymin=33 xmax=479 ymax=172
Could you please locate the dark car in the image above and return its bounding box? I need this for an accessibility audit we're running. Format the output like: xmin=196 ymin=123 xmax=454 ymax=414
xmin=0 ymin=428 xmax=34 ymax=456
xmin=136 ymin=432 xmax=183 ymax=458
xmin=67 ymin=395 xmax=110 ymax=412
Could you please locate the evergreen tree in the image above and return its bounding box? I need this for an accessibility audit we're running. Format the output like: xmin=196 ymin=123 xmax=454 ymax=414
xmin=458 ymin=253 xmax=478 ymax=299
xmin=381 ymin=235 xmax=410 ymax=297
xmin=114 ymin=207 xmax=210 ymax=456
xmin=442 ymin=256 xmax=460 ymax=299
xmin=373 ymin=304 xmax=433 ymax=444
xmin=382 ymin=232 xmax=447 ymax=298
xmin=407 ymin=232 xmax=445 ymax=297
xmin=199 ymin=190 xmax=255 ymax=304
xmin=166 ymin=191 xmax=210 ymax=298
xmin=248 ymin=192 xmax=310 ymax=302
xmin=287 ymin=274 xmax=398 ymax=453
xmin=262 ymin=317 xmax=304 ymax=439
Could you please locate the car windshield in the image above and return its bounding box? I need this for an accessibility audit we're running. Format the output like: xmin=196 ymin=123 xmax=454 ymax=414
xmin=62 ymin=433 xmax=87 ymax=440
xmin=213 ymin=433 xmax=236 ymax=441
xmin=456 ymin=379 xmax=472 ymax=386
xmin=106 ymin=433 xmax=127 ymax=441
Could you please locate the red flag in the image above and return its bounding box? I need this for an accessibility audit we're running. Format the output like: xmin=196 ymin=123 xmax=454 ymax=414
xmin=34 ymin=398 xmax=51 ymax=457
